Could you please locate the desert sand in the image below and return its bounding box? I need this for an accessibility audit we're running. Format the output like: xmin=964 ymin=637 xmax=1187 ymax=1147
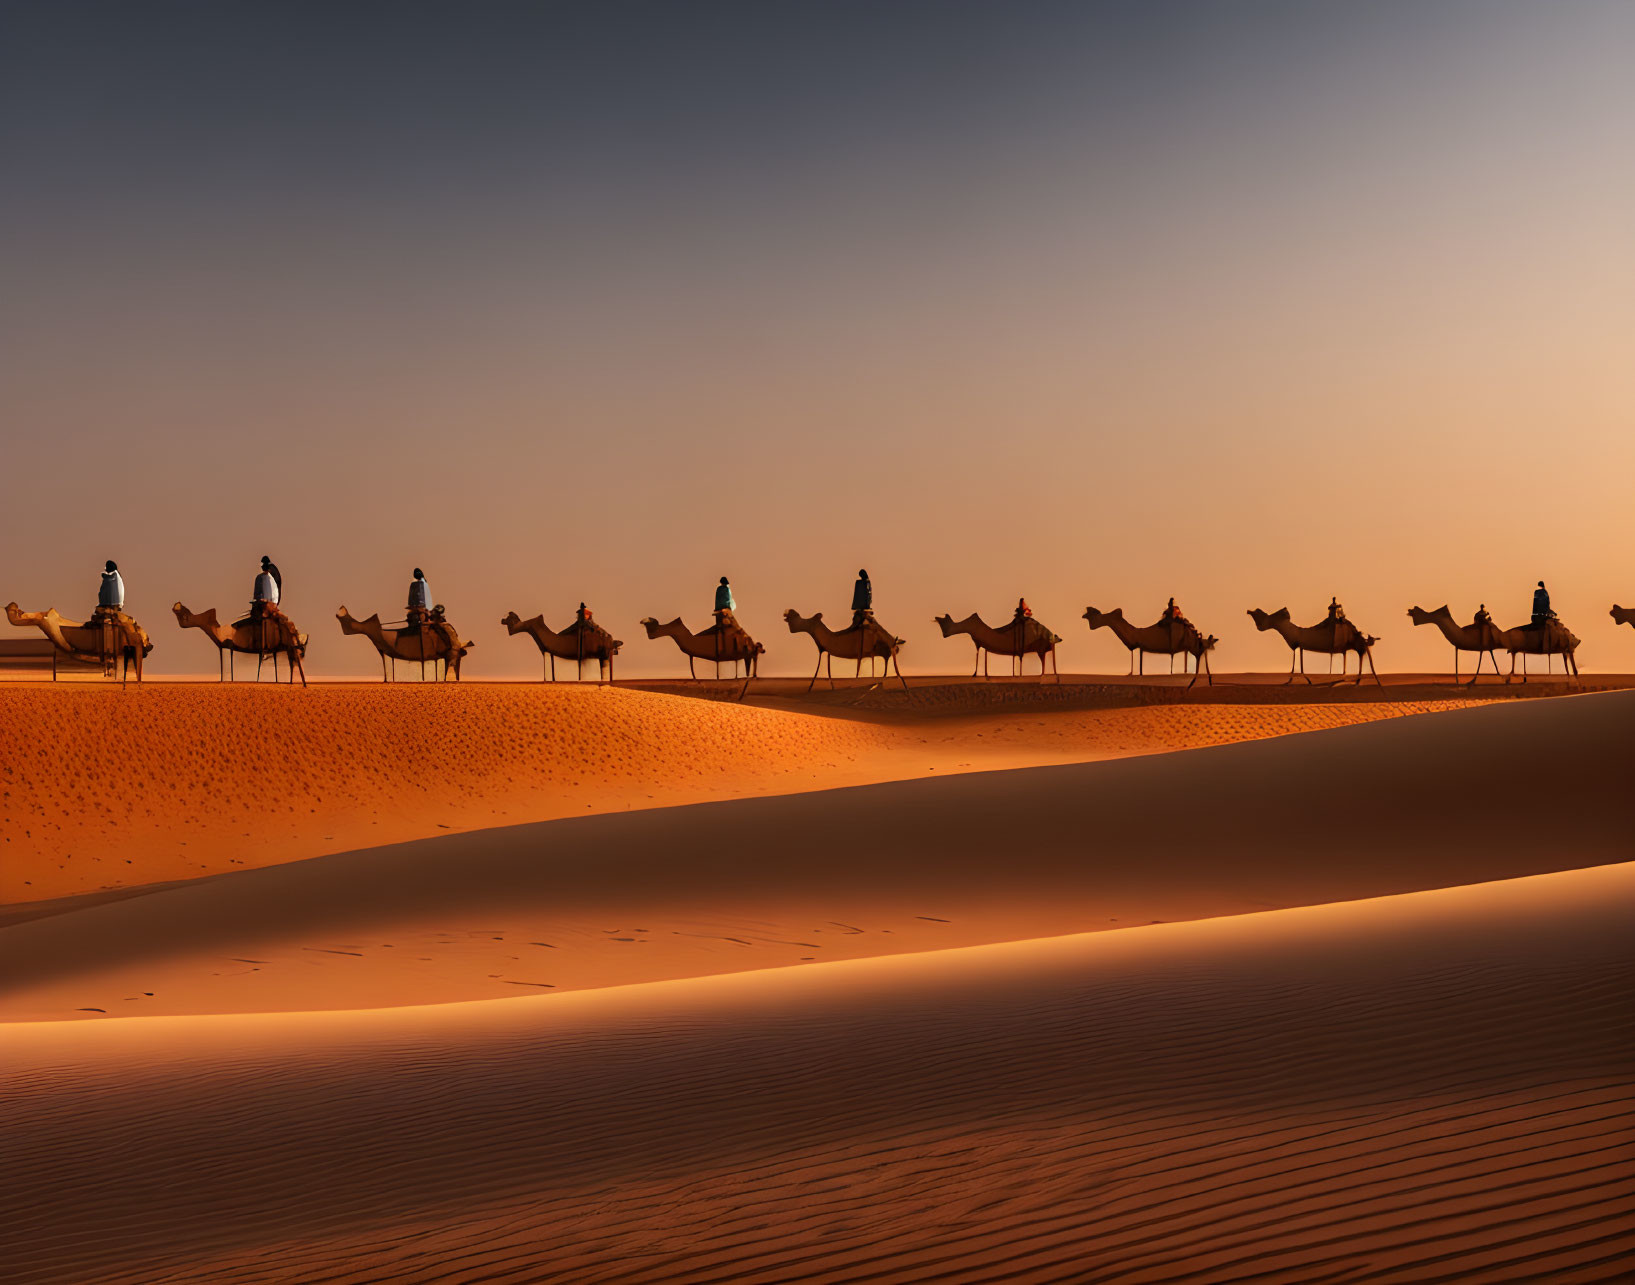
xmin=2 ymin=684 xmax=1631 ymax=1281
xmin=0 ymin=681 xmax=1482 ymax=905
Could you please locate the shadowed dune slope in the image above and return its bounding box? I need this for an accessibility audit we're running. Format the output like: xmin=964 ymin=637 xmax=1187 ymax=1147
xmin=2 ymin=690 xmax=1630 ymax=1017
xmin=6 ymin=863 xmax=1634 ymax=1284
xmin=0 ymin=682 xmax=1474 ymax=904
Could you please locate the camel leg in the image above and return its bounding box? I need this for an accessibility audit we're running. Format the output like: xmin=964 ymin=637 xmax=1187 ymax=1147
xmin=1285 ymin=649 xmax=1296 ymax=684
xmin=1127 ymin=650 xmax=1134 ymax=676
xmin=807 ymin=651 xmax=823 ymax=693
xmin=894 ymin=648 xmax=909 ymax=692
xmin=1300 ymin=650 xmax=1312 ymax=685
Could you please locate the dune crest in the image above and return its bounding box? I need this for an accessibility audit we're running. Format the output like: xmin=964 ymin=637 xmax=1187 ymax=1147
xmin=3 ymin=690 xmax=1628 ymax=1020
xmin=0 ymin=683 xmax=1478 ymax=904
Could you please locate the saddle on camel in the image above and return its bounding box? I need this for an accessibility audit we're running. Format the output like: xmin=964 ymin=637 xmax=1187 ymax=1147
xmin=504 ymin=605 xmax=623 ymax=682
xmin=641 ymin=607 xmax=764 ymax=680
xmin=173 ymin=593 xmax=308 ymax=686
xmin=337 ymin=569 xmax=472 ymax=681
xmin=5 ymin=561 xmax=153 ymax=682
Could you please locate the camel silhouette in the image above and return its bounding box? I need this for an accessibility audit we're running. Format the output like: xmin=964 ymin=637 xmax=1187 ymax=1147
xmin=6 ymin=602 xmax=152 ymax=683
xmin=1247 ymin=606 xmax=1380 ymax=684
xmin=935 ymin=612 xmax=1061 ymax=680
xmin=783 ymin=609 xmax=907 ymax=692
xmin=1082 ymin=607 xmax=1215 ymax=688
xmin=337 ymin=606 xmax=472 ymax=682
xmin=641 ymin=612 xmax=764 ymax=680
xmin=502 ymin=612 xmax=621 ymax=682
xmin=174 ymin=602 xmax=307 ymax=685
xmin=1406 ymin=605 xmax=1503 ymax=685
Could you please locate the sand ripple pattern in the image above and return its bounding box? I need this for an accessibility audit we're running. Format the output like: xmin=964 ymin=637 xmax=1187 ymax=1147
xmin=6 ymin=863 xmax=1633 ymax=1284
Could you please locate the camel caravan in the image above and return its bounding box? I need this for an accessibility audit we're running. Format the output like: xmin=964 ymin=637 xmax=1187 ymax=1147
xmin=9 ymin=557 xmax=1630 ymax=686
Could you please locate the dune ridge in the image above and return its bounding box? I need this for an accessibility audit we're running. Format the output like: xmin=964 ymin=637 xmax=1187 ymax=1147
xmin=6 ymin=861 xmax=1633 ymax=1284
xmin=3 ymin=689 xmax=1628 ymax=1020
xmin=0 ymin=682 xmax=1479 ymax=904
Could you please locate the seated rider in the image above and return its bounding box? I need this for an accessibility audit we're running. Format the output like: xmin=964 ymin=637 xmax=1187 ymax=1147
xmin=1014 ymin=597 xmax=1032 ymax=619
xmin=407 ymin=567 xmax=432 ymax=627
xmin=251 ymin=555 xmax=281 ymax=622
xmin=852 ymin=569 xmax=873 ymax=626
xmin=96 ymin=560 xmax=125 ymax=616
xmin=577 ymin=601 xmax=593 ymax=624
xmin=1473 ymin=603 xmax=1492 ymax=627
xmin=1531 ymin=580 xmax=1553 ymax=625
xmin=714 ymin=576 xmax=735 ymax=623
xmin=1326 ymin=596 xmax=1345 ymax=622
xmin=1163 ymin=597 xmax=1181 ymax=620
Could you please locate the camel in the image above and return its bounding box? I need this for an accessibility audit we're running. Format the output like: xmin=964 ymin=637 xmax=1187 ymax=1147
xmin=1502 ymin=616 xmax=1581 ymax=681
xmin=935 ymin=612 xmax=1062 ymax=679
xmin=1247 ymin=607 xmax=1381 ymax=684
xmin=1612 ymin=605 xmax=1634 ymax=630
xmin=6 ymin=602 xmax=152 ymax=683
xmin=173 ymin=602 xmax=308 ymax=685
xmin=1082 ymin=606 xmax=1216 ymax=688
xmin=1406 ymin=605 xmax=1504 ymax=684
xmin=336 ymin=606 xmax=472 ymax=681
xmin=641 ymin=612 xmax=764 ymax=680
xmin=502 ymin=611 xmax=621 ymax=682
xmin=783 ymin=609 xmax=907 ymax=692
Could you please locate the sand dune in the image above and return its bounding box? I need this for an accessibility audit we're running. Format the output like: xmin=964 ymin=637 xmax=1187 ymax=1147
xmin=3 ymin=690 xmax=1628 ymax=1019
xmin=0 ymin=681 xmax=1478 ymax=904
xmin=7 ymin=861 xmax=1632 ymax=1284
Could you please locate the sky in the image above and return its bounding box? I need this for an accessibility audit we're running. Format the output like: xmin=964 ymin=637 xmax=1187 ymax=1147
xmin=2 ymin=1 xmax=1632 ymax=677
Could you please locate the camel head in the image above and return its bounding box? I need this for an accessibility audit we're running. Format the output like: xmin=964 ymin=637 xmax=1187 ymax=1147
xmin=1246 ymin=607 xmax=1290 ymax=631
xmin=1611 ymin=605 xmax=1633 ymax=628
xmin=934 ymin=613 xmax=961 ymax=637
xmin=6 ymin=602 xmax=29 ymax=625
xmin=336 ymin=606 xmax=380 ymax=635
xmin=501 ymin=611 xmax=523 ymax=632
xmin=1406 ymin=605 xmax=1451 ymax=627
xmin=783 ymin=609 xmax=819 ymax=633
xmin=1082 ymin=606 xmax=1124 ymax=629
xmin=1199 ymin=633 xmax=1219 ymax=653
xmin=172 ymin=602 xmax=219 ymax=629
xmin=640 ymin=617 xmax=684 ymax=639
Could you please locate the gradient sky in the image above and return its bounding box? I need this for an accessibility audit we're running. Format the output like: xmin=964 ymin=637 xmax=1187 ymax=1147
xmin=3 ymin=1 xmax=1632 ymax=676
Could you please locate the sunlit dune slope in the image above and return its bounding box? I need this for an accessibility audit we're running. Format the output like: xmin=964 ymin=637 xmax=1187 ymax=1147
xmin=7 ymin=862 xmax=1632 ymax=1284
xmin=0 ymin=682 xmax=1475 ymax=903
xmin=3 ymin=690 xmax=1626 ymax=1019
